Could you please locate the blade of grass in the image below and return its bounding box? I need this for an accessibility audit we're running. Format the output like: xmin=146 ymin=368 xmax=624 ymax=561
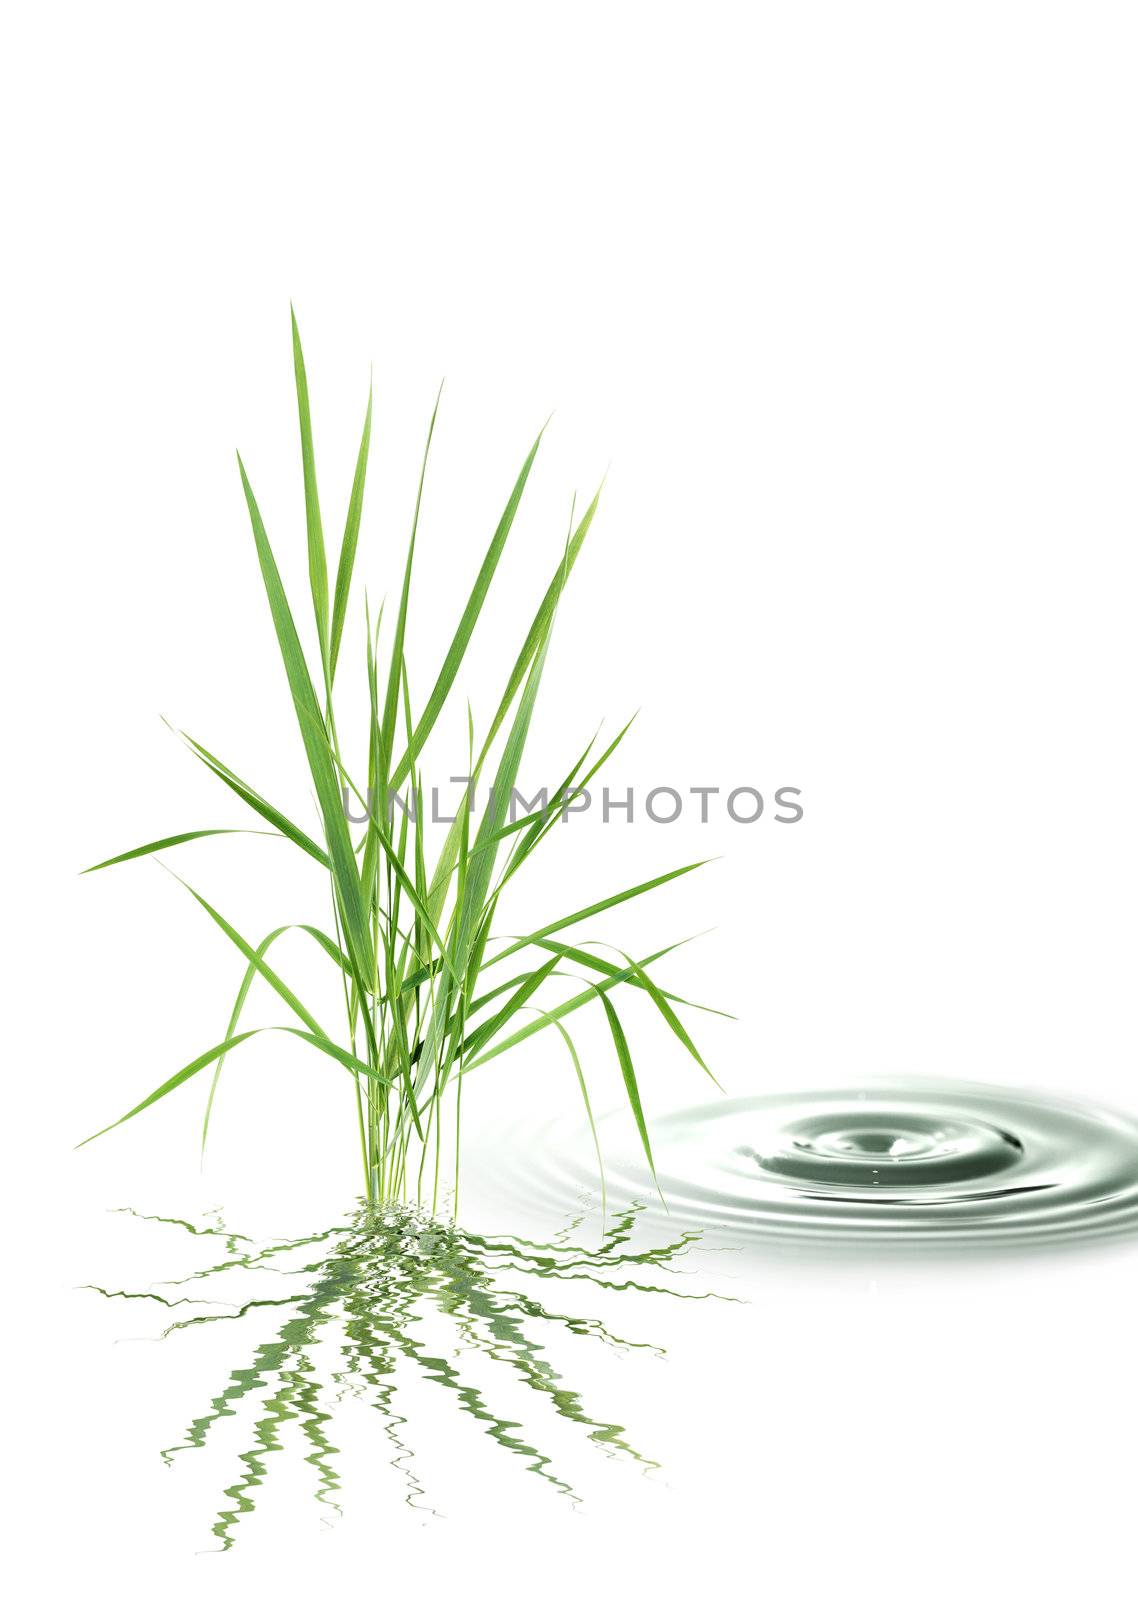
xmin=414 ymin=542 xmax=574 ymax=1105
xmin=359 ymin=596 xmax=383 ymax=912
xmin=520 ymin=935 xmax=734 ymax=1020
xmin=458 ymin=951 xmax=562 ymax=1060
xmin=171 ymin=723 xmax=332 ymax=868
xmin=165 ymin=869 xmax=329 ymax=1038
xmin=291 ymin=306 xmax=330 ymax=686
xmin=421 ymin=489 xmax=601 ymax=926
xmin=609 ymin=943 xmax=721 ymax=1089
xmin=464 ymin=940 xmax=687 ymax=1068
xmin=201 ymin=922 xmax=354 ymax=1155
xmin=499 ymin=712 xmax=637 ymax=887
xmin=389 ymin=425 xmax=546 ymax=791
xmin=78 ymin=1026 xmax=386 ymax=1148
xmin=597 ymin=988 xmax=658 ymax=1189
xmin=476 ymin=483 xmax=601 ymax=761
xmin=483 ymin=859 xmax=713 ymax=970
xmin=452 ymin=591 xmax=559 ymax=971
xmin=237 ymin=454 xmax=373 ymax=985
xmin=381 ymin=386 xmax=442 ymax=789
xmin=81 ymin=829 xmax=275 ymax=874
xmin=316 ymin=725 xmax=461 ymax=988
xmin=329 ymin=378 xmax=373 ymax=682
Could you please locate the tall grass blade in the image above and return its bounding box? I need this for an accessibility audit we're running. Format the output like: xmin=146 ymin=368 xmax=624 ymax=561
xmin=381 ymin=387 xmax=441 ymax=787
xmin=390 ymin=426 xmax=545 ymax=790
xmin=452 ymin=594 xmax=559 ymax=971
xmin=479 ymin=485 xmax=600 ymax=759
xmin=421 ymin=492 xmax=600 ymax=924
xmin=320 ymin=732 xmax=460 ymax=986
xmin=290 ymin=307 xmax=330 ymax=685
xmin=237 ymin=455 xmax=372 ymax=984
xmin=329 ymin=380 xmax=373 ymax=682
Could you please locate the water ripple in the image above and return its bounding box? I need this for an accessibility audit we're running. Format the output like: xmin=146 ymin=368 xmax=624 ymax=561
xmin=88 ymin=1202 xmax=718 ymax=1548
xmin=477 ymin=1078 xmax=1138 ymax=1250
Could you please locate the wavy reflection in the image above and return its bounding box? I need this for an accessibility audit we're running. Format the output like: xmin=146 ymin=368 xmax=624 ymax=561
xmin=87 ymin=1202 xmax=715 ymax=1548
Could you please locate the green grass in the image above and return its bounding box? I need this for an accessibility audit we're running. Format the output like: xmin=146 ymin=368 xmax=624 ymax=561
xmin=81 ymin=312 xmax=724 ymax=1207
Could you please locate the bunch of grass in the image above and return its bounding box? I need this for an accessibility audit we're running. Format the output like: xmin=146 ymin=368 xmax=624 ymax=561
xmin=82 ymin=313 xmax=722 ymax=1206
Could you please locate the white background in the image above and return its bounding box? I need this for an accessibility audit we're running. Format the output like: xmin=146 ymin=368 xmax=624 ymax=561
xmin=4 ymin=3 xmax=1137 ymax=1595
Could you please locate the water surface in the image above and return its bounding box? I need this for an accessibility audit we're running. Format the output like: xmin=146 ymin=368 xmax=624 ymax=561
xmin=86 ymin=1076 xmax=1138 ymax=1549
xmin=88 ymin=1202 xmax=716 ymax=1548
xmin=476 ymin=1078 xmax=1138 ymax=1250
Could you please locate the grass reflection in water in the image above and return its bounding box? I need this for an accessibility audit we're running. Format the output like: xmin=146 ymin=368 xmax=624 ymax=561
xmin=88 ymin=1202 xmax=720 ymax=1549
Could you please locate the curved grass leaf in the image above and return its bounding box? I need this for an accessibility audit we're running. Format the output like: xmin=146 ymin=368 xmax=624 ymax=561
xmin=608 ymin=944 xmax=721 ymax=1089
xmin=166 ymin=869 xmax=328 ymax=1038
xmin=81 ymin=829 xmax=273 ymax=875
xmin=202 ymin=922 xmax=353 ymax=1155
xmin=519 ymin=935 xmax=733 ymax=1022
xmin=483 ymin=859 xmax=712 ymax=971
xmin=78 ymin=1026 xmax=385 ymax=1149
xmin=465 ymin=941 xmax=684 ymax=1069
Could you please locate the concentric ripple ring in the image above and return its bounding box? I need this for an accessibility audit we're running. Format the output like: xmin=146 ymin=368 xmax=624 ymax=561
xmin=484 ymin=1079 xmax=1138 ymax=1249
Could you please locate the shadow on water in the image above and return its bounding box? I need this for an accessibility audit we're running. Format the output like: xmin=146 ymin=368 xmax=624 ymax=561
xmin=86 ymin=1202 xmax=721 ymax=1549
